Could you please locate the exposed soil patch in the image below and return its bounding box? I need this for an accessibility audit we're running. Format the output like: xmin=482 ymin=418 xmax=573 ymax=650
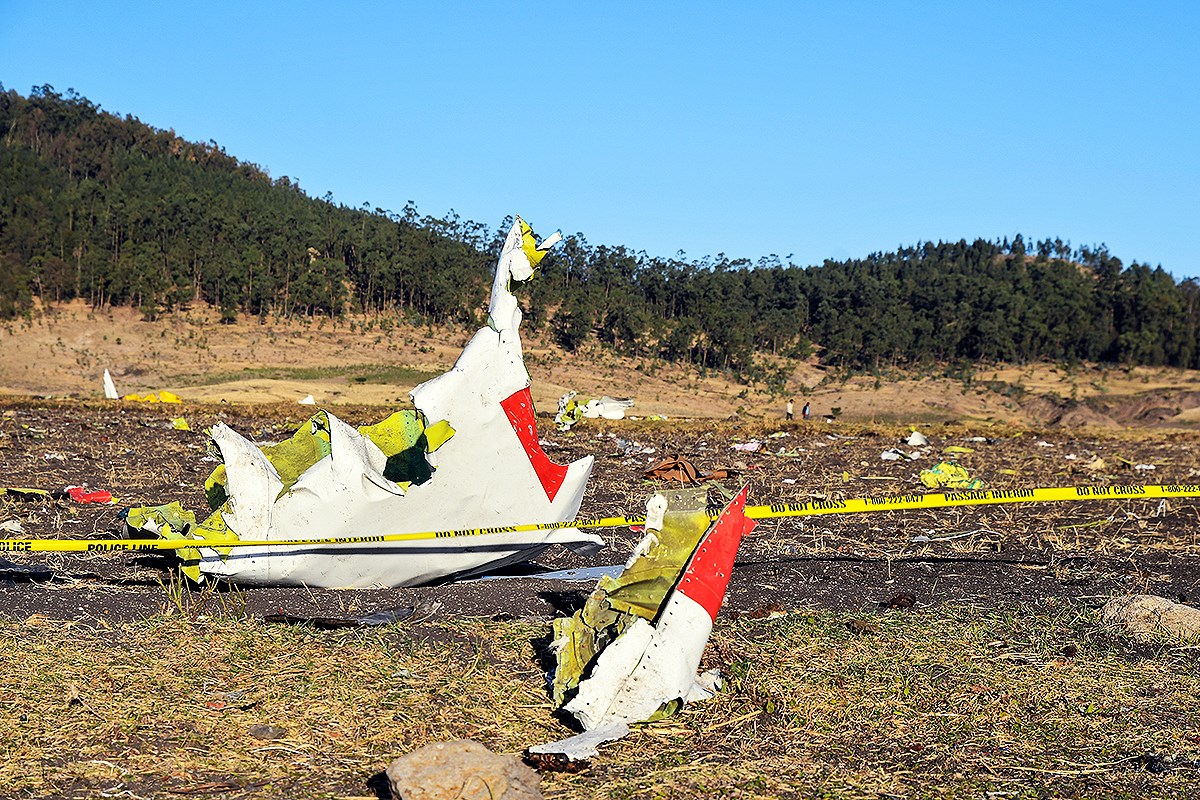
xmin=7 ymin=301 xmax=1200 ymax=426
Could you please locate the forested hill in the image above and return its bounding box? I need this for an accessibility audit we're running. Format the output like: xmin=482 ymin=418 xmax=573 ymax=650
xmin=2 ymin=84 xmax=1198 ymax=374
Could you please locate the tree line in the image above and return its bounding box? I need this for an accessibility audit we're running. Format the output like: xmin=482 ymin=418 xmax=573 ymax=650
xmin=2 ymin=84 xmax=1197 ymax=376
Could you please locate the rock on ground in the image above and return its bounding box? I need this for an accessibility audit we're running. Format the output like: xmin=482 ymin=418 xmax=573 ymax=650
xmin=1102 ymin=594 xmax=1200 ymax=641
xmin=386 ymin=739 xmax=542 ymax=800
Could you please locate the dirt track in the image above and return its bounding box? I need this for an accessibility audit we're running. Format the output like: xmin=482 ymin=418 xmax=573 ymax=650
xmin=2 ymin=399 xmax=1198 ymax=626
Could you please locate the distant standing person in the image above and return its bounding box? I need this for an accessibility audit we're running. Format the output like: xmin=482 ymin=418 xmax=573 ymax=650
xmin=802 ymin=401 xmax=811 ymax=420
xmin=785 ymin=399 xmax=794 ymax=420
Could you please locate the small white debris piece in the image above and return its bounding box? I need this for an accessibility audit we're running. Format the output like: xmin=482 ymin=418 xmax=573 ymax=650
xmin=298 ymin=394 xmax=316 ymax=405
xmin=1036 ymin=440 xmax=1054 ymax=448
xmin=1134 ymin=464 xmax=1156 ymax=471
xmin=906 ymin=431 xmax=929 ymax=447
xmin=644 ymin=494 xmax=667 ymax=532
xmin=527 ymin=723 xmax=630 ymax=761
xmin=102 ymin=369 xmax=119 ymax=400
xmin=881 ymin=450 xmax=902 ymax=461
xmin=0 ymin=520 xmax=24 ymax=534
xmin=687 ymin=668 xmax=724 ymax=702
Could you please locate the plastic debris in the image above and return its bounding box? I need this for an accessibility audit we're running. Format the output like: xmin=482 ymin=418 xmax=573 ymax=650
xmin=171 ymin=417 xmax=191 ymax=432
xmin=0 ymin=520 xmax=24 ymax=534
xmin=122 ymin=390 xmax=182 ymax=403
xmin=944 ymin=445 xmax=975 ymax=454
xmin=534 ymin=486 xmax=755 ymax=761
xmin=0 ymin=557 xmax=52 ymax=581
xmin=906 ymin=431 xmax=929 ymax=447
xmin=298 ymin=394 xmax=316 ymax=405
xmin=125 ymin=216 xmax=599 ymax=588
xmin=0 ymin=487 xmax=51 ymax=501
xmin=611 ymin=437 xmax=654 ymax=458
xmin=1134 ymin=464 xmax=1157 ymax=471
xmin=102 ymin=369 xmax=119 ymax=400
xmin=60 ymin=486 xmax=116 ymax=504
xmin=918 ymin=461 xmax=984 ymax=490
xmin=731 ymin=440 xmax=763 ymax=453
xmin=881 ymin=450 xmax=902 ymax=461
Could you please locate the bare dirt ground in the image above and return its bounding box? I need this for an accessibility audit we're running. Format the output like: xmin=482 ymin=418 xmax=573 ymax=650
xmin=6 ymin=300 xmax=1200 ymax=427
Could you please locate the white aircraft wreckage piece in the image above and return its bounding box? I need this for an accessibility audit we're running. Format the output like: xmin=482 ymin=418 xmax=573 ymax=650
xmin=103 ymin=369 xmax=119 ymax=400
xmin=555 ymin=392 xmax=635 ymax=430
xmin=532 ymin=485 xmax=755 ymax=761
xmin=581 ymin=396 xmax=634 ymax=420
xmin=126 ymin=216 xmax=598 ymax=588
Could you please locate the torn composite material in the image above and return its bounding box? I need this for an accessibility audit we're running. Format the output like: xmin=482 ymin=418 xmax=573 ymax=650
xmin=132 ymin=217 xmax=597 ymax=588
xmin=533 ymin=485 xmax=755 ymax=760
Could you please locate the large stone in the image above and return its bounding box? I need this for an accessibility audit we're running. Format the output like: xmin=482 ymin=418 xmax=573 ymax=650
xmin=1102 ymin=594 xmax=1200 ymax=641
xmin=386 ymin=740 xmax=542 ymax=800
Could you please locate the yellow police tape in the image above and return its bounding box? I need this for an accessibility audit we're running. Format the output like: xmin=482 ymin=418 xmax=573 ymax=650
xmin=0 ymin=483 xmax=1196 ymax=554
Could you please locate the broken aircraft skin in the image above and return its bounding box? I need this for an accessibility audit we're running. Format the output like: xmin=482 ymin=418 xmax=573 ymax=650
xmin=126 ymin=216 xmax=598 ymax=589
xmin=531 ymin=485 xmax=756 ymax=761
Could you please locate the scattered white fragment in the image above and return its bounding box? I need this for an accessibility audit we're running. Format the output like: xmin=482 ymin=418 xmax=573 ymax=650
xmin=103 ymin=369 xmax=119 ymax=400
xmin=1036 ymin=440 xmax=1054 ymax=447
xmin=298 ymin=394 xmax=316 ymax=405
xmin=528 ymin=723 xmax=630 ymax=761
xmin=906 ymin=431 xmax=929 ymax=447
xmin=0 ymin=520 xmax=24 ymax=534
xmin=1134 ymin=464 xmax=1156 ymax=471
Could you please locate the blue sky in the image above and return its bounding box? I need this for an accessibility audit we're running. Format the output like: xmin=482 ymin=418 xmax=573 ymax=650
xmin=2 ymin=1 xmax=1197 ymax=277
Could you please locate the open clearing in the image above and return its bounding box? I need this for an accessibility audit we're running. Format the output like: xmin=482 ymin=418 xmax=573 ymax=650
xmin=1 ymin=396 xmax=1199 ymax=798
xmin=6 ymin=301 xmax=1200 ymax=427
